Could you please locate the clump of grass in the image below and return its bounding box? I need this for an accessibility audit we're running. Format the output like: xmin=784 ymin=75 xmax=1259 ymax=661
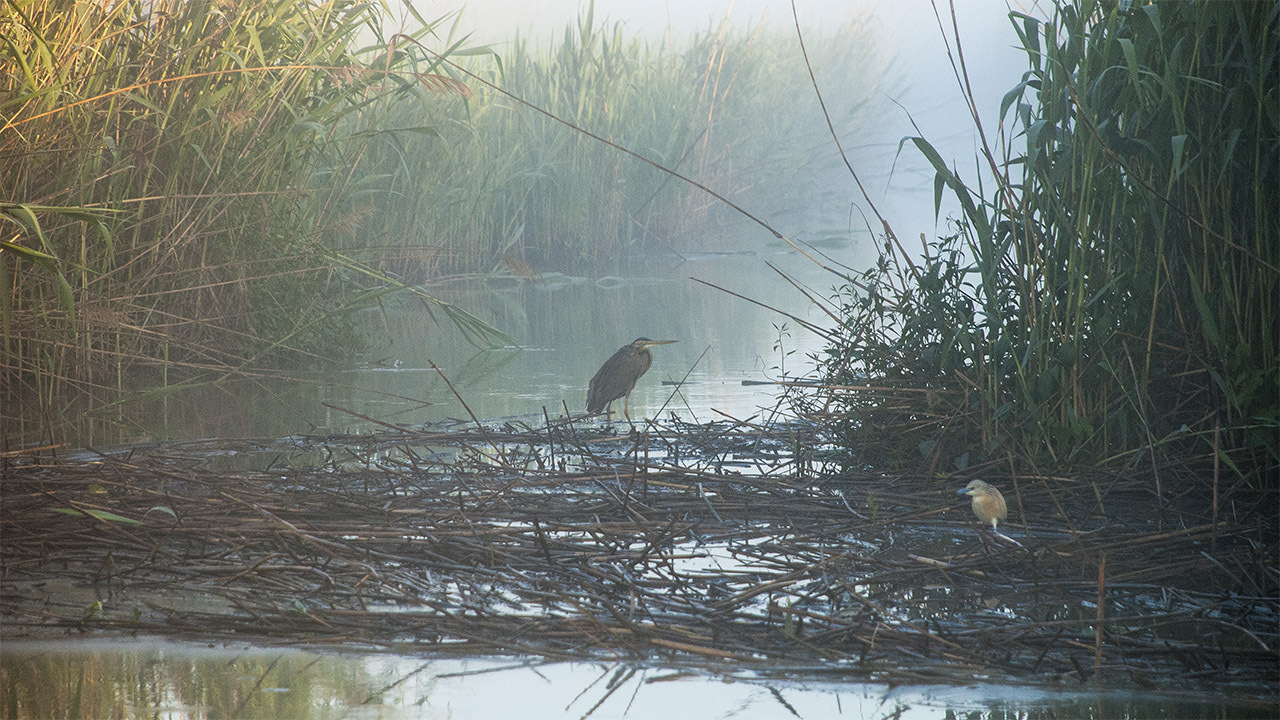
xmin=800 ymin=0 xmax=1278 ymax=486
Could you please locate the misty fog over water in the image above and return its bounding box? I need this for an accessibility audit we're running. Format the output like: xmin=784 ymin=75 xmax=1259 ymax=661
xmin=410 ymin=0 xmax=1035 ymax=232
xmin=328 ymin=0 xmax=1041 ymax=433
xmin=20 ymin=0 xmax=1041 ymax=443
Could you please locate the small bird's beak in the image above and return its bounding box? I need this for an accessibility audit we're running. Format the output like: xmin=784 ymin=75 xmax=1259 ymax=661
xmin=638 ymin=339 xmax=677 ymax=348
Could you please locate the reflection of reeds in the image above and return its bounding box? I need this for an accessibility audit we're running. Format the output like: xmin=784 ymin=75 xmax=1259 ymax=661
xmin=799 ymin=1 xmax=1278 ymax=484
xmin=2 ymin=420 xmax=1275 ymax=693
xmin=1 ymin=643 xmax=347 ymax=718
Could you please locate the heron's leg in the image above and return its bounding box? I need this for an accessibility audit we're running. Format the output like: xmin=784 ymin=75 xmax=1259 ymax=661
xmin=623 ymin=392 xmax=633 ymax=425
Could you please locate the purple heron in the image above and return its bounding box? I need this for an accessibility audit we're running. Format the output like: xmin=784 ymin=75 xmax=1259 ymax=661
xmin=586 ymin=338 xmax=676 ymax=424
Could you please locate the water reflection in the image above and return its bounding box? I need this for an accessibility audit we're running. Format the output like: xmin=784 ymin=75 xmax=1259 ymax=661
xmin=2 ymin=638 xmax=1267 ymax=720
xmin=6 ymin=247 xmax=854 ymax=447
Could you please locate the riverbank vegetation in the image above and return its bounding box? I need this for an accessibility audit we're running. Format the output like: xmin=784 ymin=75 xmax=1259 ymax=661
xmin=1 ymin=0 xmax=880 ymax=424
xmin=794 ymin=0 xmax=1278 ymax=487
xmin=2 ymin=0 xmax=472 ymax=405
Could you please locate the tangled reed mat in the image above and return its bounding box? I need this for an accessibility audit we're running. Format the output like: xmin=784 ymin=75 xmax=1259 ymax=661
xmin=2 ymin=417 xmax=1276 ymax=696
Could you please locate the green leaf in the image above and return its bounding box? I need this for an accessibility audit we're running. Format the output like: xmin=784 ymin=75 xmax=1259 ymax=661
xmin=50 ymin=507 xmax=142 ymax=525
xmin=0 ymin=238 xmax=58 ymax=263
xmin=1170 ymin=134 xmax=1188 ymax=178
xmin=906 ymin=136 xmax=991 ymax=239
xmin=124 ymin=90 xmax=164 ymax=116
xmin=1000 ymin=81 xmax=1029 ymax=123
xmin=1184 ymin=260 xmax=1221 ymax=348
xmin=144 ymin=506 xmax=179 ymax=522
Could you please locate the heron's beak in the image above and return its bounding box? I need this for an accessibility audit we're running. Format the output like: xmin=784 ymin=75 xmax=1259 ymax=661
xmin=957 ymin=487 xmax=971 ymax=495
xmin=638 ymin=339 xmax=677 ymax=348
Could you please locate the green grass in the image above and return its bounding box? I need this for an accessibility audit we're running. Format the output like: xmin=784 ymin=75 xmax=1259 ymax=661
xmin=2 ymin=0 xmax=456 ymax=398
xmin=801 ymin=0 xmax=1278 ymax=486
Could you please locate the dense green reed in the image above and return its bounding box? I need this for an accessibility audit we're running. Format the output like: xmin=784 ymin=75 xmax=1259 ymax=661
xmin=805 ymin=0 xmax=1277 ymax=482
xmin=1 ymin=0 xmax=470 ymax=404
xmin=340 ymin=8 xmax=882 ymax=274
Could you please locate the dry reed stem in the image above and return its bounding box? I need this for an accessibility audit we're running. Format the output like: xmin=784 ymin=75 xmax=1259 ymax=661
xmin=1 ymin=419 xmax=1275 ymax=694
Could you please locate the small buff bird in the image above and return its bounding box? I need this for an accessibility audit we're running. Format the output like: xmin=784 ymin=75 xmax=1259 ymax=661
xmin=959 ymin=479 xmax=1008 ymax=530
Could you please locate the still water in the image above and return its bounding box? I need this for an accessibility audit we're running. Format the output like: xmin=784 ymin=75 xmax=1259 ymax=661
xmin=9 ymin=241 xmax=1273 ymax=715
xmin=28 ymin=170 xmax=877 ymax=447
xmin=2 ymin=639 xmax=1267 ymax=720
xmin=44 ymin=237 xmax=861 ymax=446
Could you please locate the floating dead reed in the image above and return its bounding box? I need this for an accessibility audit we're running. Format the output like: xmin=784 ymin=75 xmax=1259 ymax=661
xmin=1 ymin=417 xmax=1275 ymax=695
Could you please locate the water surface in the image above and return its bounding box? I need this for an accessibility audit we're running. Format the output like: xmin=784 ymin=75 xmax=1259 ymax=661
xmin=2 ymin=639 xmax=1266 ymax=720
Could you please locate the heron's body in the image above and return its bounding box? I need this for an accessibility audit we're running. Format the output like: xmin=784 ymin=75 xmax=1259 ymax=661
xmin=959 ymin=479 xmax=1008 ymax=530
xmin=586 ymin=338 xmax=676 ymax=423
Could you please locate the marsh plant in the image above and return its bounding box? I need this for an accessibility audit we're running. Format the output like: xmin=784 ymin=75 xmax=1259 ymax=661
xmin=337 ymin=7 xmax=885 ymax=276
xmin=803 ymin=0 xmax=1277 ymax=483
xmin=2 ymin=0 xmax=883 ymax=423
xmin=1 ymin=0 xmax=502 ymax=408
